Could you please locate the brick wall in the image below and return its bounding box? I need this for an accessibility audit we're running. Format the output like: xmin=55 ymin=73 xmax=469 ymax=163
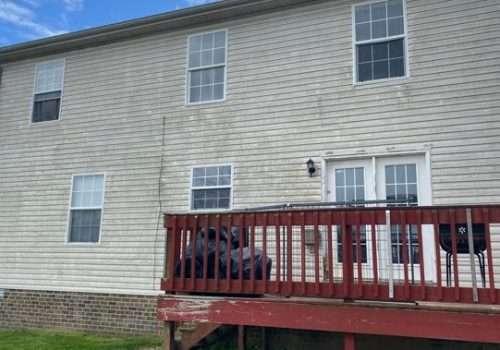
xmin=0 ymin=289 xmax=160 ymax=335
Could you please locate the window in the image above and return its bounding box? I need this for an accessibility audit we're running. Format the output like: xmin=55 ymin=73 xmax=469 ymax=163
xmin=187 ymin=30 xmax=227 ymax=104
xmin=385 ymin=163 xmax=419 ymax=263
xmin=68 ymin=175 xmax=105 ymax=243
xmin=191 ymin=165 xmax=231 ymax=210
xmin=334 ymin=167 xmax=367 ymax=263
xmin=353 ymin=0 xmax=407 ymax=82
xmin=32 ymin=61 xmax=64 ymax=122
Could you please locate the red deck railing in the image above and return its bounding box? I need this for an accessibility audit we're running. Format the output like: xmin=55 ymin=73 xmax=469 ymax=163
xmin=161 ymin=205 xmax=500 ymax=305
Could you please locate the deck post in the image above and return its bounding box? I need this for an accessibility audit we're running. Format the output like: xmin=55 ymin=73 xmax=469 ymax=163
xmin=238 ymin=325 xmax=246 ymax=350
xmin=344 ymin=333 xmax=355 ymax=350
xmin=163 ymin=321 xmax=176 ymax=350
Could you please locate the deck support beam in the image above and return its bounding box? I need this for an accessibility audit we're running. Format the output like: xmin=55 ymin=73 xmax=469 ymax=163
xmin=344 ymin=333 xmax=355 ymax=350
xmin=163 ymin=321 xmax=176 ymax=350
xmin=158 ymin=296 xmax=500 ymax=344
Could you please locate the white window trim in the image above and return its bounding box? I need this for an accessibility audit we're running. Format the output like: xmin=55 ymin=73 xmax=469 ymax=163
xmin=65 ymin=173 xmax=106 ymax=245
xmin=185 ymin=29 xmax=228 ymax=106
xmin=30 ymin=58 xmax=66 ymax=126
xmin=351 ymin=0 xmax=410 ymax=85
xmin=189 ymin=164 xmax=234 ymax=212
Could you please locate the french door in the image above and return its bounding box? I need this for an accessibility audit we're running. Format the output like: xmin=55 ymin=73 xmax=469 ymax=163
xmin=327 ymin=155 xmax=435 ymax=283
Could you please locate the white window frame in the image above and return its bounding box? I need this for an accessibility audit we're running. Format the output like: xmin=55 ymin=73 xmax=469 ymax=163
xmin=351 ymin=0 xmax=409 ymax=85
xmin=189 ymin=164 xmax=233 ymax=212
xmin=66 ymin=173 xmax=106 ymax=245
xmin=185 ymin=29 xmax=228 ymax=106
xmin=30 ymin=58 xmax=66 ymax=125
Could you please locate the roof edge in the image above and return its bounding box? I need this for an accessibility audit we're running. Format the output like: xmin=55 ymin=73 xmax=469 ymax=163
xmin=0 ymin=0 xmax=314 ymax=63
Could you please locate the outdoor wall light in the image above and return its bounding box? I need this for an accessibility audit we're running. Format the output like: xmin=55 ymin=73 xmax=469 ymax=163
xmin=307 ymin=159 xmax=316 ymax=177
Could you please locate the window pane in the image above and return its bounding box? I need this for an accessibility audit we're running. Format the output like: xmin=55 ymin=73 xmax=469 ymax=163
xmin=356 ymin=23 xmax=371 ymax=41
xmin=372 ymin=20 xmax=387 ymax=38
xmin=214 ymin=68 xmax=224 ymax=83
xmin=214 ymin=31 xmax=226 ymax=48
xmin=371 ymin=2 xmax=387 ymax=20
xmin=335 ymin=169 xmax=345 ymax=186
xmin=189 ymin=35 xmax=202 ymax=52
xmin=35 ymin=61 xmax=64 ymax=94
xmin=71 ymin=175 xmax=104 ymax=209
xmin=386 ymin=166 xmax=395 ymax=184
xmin=201 ymin=86 xmax=212 ymax=101
xmin=388 ymin=0 xmax=403 ymax=17
xmin=346 ymin=187 xmax=355 ymax=202
xmin=373 ymin=42 xmax=389 ymax=60
xmin=213 ymin=48 xmax=225 ymax=64
xmin=389 ymin=39 xmax=404 ymax=58
xmin=355 ymin=168 xmax=364 ymax=186
xmin=193 ymin=168 xmax=205 ymax=178
xmin=201 ymin=69 xmax=213 ymax=85
xmin=193 ymin=177 xmax=205 ymax=187
xmin=201 ymin=50 xmax=212 ymax=66
xmin=357 ymin=45 xmax=372 ymax=63
xmin=396 ymin=165 xmax=406 ymax=183
xmin=345 ymin=168 xmax=355 ymax=186
xmin=407 ymin=164 xmax=417 ymax=183
xmin=213 ymin=84 xmax=224 ymax=100
xmin=355 ymin=5 xmax=370 ymax=23
xmin=206 ymin=176 xmax=218 ymax=186
xmin=388 ymin=17 xmax=404 ymax=36
xmin=219 ymin=165 xmax=231 ymax=176
xmin=389 ymin=58 xmax=405 ymax=77
xmin=202 ymin=33 xmax=214 ymax=50
xmin=191 ymin=188 xmax=231 ymax=210
xmin=219 ymin=175 xmax=231 ymax=186
xmin=358 ymin=63 xmax=372 ymax=82
xmin=69 ymin=209 xmax=101 ymax=243
xmin=189 ymin=52 xmax=201 ymax=68
xmin=336 ymin=187 xmax=345 ymax=202
xmin=32 ymin=94 xmax=61 ymax=123
xmin=191 ymin=71 xmax=201 ymax=86
xmin=373 ymin=60 xmax=389 ymax=79
xmin=190 ymin=87 xmax=201 ymax=103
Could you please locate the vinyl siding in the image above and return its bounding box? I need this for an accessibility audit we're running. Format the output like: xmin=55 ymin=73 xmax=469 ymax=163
xmin=0 ymin=0 xmax=499 ymax=293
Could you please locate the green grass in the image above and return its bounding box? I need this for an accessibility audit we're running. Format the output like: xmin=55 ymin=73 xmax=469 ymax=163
xmin=0 ymin=329 xmax=162 ymax=350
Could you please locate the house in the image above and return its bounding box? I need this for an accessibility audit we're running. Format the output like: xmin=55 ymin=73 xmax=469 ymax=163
xmin=1 ymin=0 xmax=499 ymax=348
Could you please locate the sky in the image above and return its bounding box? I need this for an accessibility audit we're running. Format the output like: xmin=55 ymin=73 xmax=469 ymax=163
xmin=0 ymin=0 xmax=219 ymax=47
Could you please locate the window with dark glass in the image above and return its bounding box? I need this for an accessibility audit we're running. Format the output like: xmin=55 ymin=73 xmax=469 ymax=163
xmin=354 ymin=0 xmax=406 ymax=82
xmin=191 ymin=165 xmax=231 ymax=210
xmin=32 ymin=61 xmax=64 ymax=123
xmin=69 ymin=175 xmax=105 ymax=243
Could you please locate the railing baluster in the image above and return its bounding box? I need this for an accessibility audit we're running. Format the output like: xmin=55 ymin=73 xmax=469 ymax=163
xmin=483 ymin=208 xmax=496 ymax=304
xmin=355 ymin=212 xmax=363 ymax=298
xmin=342 ymin=211 xmax=353 ymax=299
xmin=432 ymin=210 xmax=443 ymax=300
xmin=275 ymin=213 xmax=281 ymax=294
xmin=203 ymin=215 xmax=209 ymax=291
xmin=370 ymin=211 xmax=379 ymax=298
xmin=416 ymin=210 xmax=426 ymax=300
xmin=226 ymin=214 xmax=232 ymax=292
xmin=180 ymin=216 xmax=188 ymax=291
xmin=300 ymin=212 xmax=306 ymax=295
xmin=215 ymin=214 xmax=221 ymax=290
xmin=287 ymin=213 xmax=293 ymax=296
xmin=314 ymin=211 xmax=320 ymax=295
xmin=263 ymin=213 xmax=268 ymax=294
xmin=166 ymin=215 xmax=177 ymax=291
xmin=327 ymin=211 xmax=334 ymax=297
xmin=450 ymin=209 xmax=460 ymax=301
xmin=239 ymin=214 xmax=245 ymax=293
xmin=250 ymin=214 xmax=256 ymax=293
xmin=401 ymin=211 xmax=410 ymax=300
xmin=191 ymin=215 xmax=198 ymax=291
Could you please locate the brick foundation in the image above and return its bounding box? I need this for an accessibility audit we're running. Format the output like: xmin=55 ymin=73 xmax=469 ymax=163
xmin=0 ymin=289 xmax=160 ymax=335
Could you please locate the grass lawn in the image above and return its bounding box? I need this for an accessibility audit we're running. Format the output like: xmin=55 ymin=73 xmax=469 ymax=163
xmin=0 ymin=329 xmax=162 ymax=350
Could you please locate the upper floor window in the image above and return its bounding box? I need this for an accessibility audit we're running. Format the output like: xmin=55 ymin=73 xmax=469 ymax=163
xmin=191 ymin=165 xmax=232 ymax=210
xmin=68 ymin=175 xmax=105 ymax=243
xmin=187 ymin=30 xmax=227 ymax=104
xmin=32 ymin=60 xmax=65 ymax=123
xmin=353 ymin=0 xmax=407 ymax=83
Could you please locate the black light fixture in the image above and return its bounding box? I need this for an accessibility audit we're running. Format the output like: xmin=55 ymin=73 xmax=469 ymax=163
xmin=306 ymin=159 xmax=316 ymax=177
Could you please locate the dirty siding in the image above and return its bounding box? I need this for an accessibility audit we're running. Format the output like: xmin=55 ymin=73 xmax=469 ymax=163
xmin=0 ymin=0 xmax=499 ymax=294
